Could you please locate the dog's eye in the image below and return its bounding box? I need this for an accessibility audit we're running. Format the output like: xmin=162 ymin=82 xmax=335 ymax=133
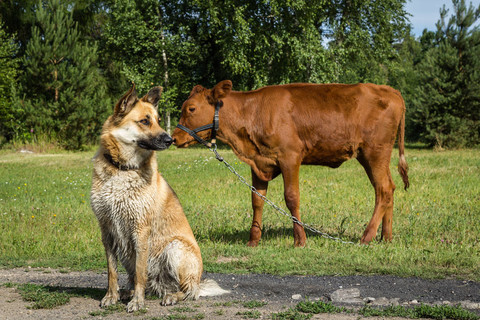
xmin=140 ymin=119 xmax=150 ymax=126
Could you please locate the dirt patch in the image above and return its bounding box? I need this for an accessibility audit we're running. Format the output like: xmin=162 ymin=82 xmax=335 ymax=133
xmin=0 ymin=268 xmax=479 ymax=319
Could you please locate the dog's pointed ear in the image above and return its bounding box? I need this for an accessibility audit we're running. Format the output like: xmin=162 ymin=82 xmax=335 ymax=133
xmin=114 ymin=83 xmax=138 ymax=116
xmin=208 ymin=80 xmax=232 ymax=104
xmin=189 ymin=84 xmax=206 ymax=98
xmin=141 ymin=86 xmax=163 ymax=110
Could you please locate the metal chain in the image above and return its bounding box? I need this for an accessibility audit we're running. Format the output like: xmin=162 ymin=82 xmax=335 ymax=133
xmin=208 ymin=145 xmax=356 ymax=245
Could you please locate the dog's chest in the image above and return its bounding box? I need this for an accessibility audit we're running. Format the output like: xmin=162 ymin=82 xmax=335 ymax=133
xmin=91 ymin=171 xmax=157 ymax=231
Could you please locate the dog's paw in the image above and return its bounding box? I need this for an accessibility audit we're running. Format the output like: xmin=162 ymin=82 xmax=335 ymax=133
xmin=161 ymin=293 xmax=180 ymax=306
xmin=126 ymin=296 xmax=145 ymax=313
xmin=100 ymin=293 xmax=120 ymax=308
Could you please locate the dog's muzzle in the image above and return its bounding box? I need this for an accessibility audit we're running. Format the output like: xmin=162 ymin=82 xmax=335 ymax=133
xmin=137 ymin=132 xmax=173 ymax=151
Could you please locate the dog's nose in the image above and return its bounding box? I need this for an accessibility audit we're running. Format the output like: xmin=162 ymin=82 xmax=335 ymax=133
xmin=163 ymin=134 xmax=173 ymax=146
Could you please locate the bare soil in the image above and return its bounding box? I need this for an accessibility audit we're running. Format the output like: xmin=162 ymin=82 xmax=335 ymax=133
xmin=0 ymin=268 xmax=478 ymax=319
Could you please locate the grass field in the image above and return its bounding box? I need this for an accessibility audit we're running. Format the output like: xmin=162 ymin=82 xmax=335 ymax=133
xmin=0 ymin=147 xmax=479 ymax=280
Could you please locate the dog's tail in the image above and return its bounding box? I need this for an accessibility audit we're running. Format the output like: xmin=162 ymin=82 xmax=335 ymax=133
xmin=199 ymin=279 xmax=230 ymax=297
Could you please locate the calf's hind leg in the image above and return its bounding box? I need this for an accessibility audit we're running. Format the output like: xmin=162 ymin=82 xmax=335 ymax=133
xmin=357 ymin=150 xmax=396 ymax=244
xmin=280 ymin=161 xmax=306 ymax=247
xmin=248 ymin=169 xmax=269 ymax=247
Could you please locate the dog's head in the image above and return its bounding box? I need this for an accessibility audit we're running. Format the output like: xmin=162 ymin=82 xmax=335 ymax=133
xmin=105 ymin=84 xmax=173 ymax=151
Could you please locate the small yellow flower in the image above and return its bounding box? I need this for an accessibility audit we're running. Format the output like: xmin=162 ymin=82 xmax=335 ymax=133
xmin=31 ymin=215 xmax=34 ymax=219
xmin=53 ymin=214 xmax=56 ymax=217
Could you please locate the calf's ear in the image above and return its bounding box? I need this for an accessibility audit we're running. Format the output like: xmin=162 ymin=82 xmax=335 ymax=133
xmin=114 ymin=83 xmax=138 ymax=116
xmin=141 ymin=86 xmax=163 ymax=109
xmin=210 ymin=80 xmax=232 ymax=103
xmin=189 ymin=85 xmax=206 ymax=98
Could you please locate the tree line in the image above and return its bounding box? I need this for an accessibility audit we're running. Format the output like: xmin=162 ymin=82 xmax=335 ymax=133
xmin=0 ymin=0 xmax=479 ymax=149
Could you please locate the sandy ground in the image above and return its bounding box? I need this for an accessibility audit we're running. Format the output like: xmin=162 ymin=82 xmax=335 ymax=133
xmin=0 ymin=268 xmax=478 ymax=319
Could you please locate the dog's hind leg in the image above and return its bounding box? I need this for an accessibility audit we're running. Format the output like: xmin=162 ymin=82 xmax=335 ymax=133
xmin=161 ymin=265 xmax=201 ymax=305
xmin=100 ymin=233 xmax=120 ymax=308
xmin=149 ymin=240 xmax=201 ymax=306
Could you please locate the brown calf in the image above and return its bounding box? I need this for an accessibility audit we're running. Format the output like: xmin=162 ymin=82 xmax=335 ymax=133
xmin=172 ymin=81 xmax=409 ymax=246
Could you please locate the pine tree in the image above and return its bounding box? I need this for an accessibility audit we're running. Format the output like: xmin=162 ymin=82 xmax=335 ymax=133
xmin=23 ymin=0 xmax=110 ymax=149
xmin=0 ymin=22 xmax=20 ymax=143
xmin=412 ymin=0 xmax=480 ymax=148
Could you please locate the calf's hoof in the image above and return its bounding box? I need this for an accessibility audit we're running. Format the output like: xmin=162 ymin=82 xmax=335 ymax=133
xmin=294 ymin=238 xmax=306 ymax=248
xmin=360 ymin=232 xmax=374 ymax=245
xmin=247 ymin=240 xmax=259 ymax=247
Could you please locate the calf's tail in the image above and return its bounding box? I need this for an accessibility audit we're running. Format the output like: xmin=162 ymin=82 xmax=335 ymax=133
xmin=397 ymin=105 xmax=410 ymax=190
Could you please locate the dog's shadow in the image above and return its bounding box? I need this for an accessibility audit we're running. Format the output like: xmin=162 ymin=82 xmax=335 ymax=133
xmin=22 ymin=285 xmax=161 ymax=306
xmin=39 ymin=285 xmax=106 ymax=301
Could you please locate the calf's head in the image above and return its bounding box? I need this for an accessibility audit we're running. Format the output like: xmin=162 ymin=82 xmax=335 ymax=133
xmin=173 ymin=80 xmax=232 ymax=147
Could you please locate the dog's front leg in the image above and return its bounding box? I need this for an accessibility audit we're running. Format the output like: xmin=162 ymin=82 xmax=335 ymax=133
xmin=126 ymin=227 xmax=150 ymax=312
xmin=101 ymin=234 xmax=120 ymax=308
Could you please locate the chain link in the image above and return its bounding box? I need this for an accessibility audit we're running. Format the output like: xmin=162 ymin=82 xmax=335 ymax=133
xmin=208 ymin=145 xmax=356 ymax=245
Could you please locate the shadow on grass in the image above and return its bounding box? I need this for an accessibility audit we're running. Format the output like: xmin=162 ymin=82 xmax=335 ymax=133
xmin=203 ymin=225 xmax=361 ymax=245
xmin=41 ymin=285 xmax=106 ymax=301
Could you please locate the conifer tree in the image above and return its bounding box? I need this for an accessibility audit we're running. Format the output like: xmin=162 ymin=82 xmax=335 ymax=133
xmin=0 ymin=22 xmax=20 ymax=143
xmin=412 ymin=0 xmax=480 ymax=148
xmin=23 ymin=0 xmax=110 ymax=149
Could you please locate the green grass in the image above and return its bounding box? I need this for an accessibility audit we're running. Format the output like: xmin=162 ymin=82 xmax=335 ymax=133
xmin=0 ymin=147 xmax=479 ymax=280
xmin=4 ymin=283 xmax=71 ymax=309
xmin=294 ymin=300 xmax=480 ymax=320
xmin=242 ymin=300 xmax=268 ymax=308
xmin=236 ymin=310 xmax=261 ymax=319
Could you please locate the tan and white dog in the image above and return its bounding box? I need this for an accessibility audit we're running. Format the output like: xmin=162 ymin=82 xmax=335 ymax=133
xmin=91 ymin=85 xmax=227 ymax=312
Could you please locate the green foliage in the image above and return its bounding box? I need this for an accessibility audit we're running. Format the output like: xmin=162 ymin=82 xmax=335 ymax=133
xmin=0 ymin=0 xmax=479 ymax=148
xmin=20 ymin=0 xmax=111 ymax=149
xmin=327 ymin=0 xmax=409 ymax=84
xmin=0 ymin=22 xmax=20 ymax=143
xmin=409 ymin=0 xmax=480 ymax=148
